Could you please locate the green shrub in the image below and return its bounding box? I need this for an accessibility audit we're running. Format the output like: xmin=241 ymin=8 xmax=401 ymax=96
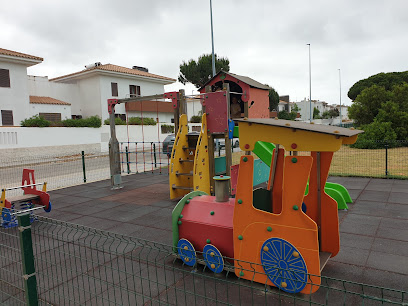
xmin=62 ymin=116 xmax=101 ymax=128
xmin=104 ymin=117 xmax=126 ymax=125
xmin=128 ymin=117 xmax=142 ymax=125
xmin=21 ymin=115 xmax=51 ymax=127
xmin=127 ymin=117 xmax=157 ymax=125
xmin=351 ymin=121 xmax=399 ymax=149
xmin=104 ymin=117 xmax=156 ymax=126
xmin=161 ymin=124 xmax=174 ymax=134
xmin=190 ymin=115 xmax=202 ymax=123
xmin=83 ymin=115 xmax=102 ymax=128
xmin=278 ymin=110 xmax=297 ymax=120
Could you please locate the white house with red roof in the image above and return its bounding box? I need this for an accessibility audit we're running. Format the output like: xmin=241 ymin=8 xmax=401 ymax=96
xmin=0 ymin=48 xmax=43 ymax=126
xmin=46 ymin=62 xmax=176 ymax=122
xmin=0 ymin=48 xmax=176 ymax=126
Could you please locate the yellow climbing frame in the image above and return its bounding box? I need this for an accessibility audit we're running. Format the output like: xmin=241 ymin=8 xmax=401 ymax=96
xmin=169 ymin=114 xmax=194 ymax=199
xmin=193 ymin=114 xmax=210 ymax=194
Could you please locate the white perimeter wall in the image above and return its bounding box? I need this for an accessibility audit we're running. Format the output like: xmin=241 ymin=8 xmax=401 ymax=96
xmin=0 ymin=122 xmax=202 ymax=153
xmin=0 ymin=61 xmax=30 ymax=125
xmin=0 ymin=127 xmax=102 ymax=149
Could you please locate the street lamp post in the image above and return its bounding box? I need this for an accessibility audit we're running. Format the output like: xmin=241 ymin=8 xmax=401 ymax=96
xmin=210 ymin=0 xmax=216 ymax=77
xmin=307 ymin=44 xmax=312 ymax=122
xmin=338 ymin=69 xmax=342 ymax=127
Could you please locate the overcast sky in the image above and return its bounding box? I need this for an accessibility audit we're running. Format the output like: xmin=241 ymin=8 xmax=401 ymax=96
xmin=1 ymin=0 xmax=407 ymax=105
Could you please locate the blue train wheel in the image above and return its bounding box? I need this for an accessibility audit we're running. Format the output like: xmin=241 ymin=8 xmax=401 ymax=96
xmin=177 ymin=239 xmax=196 ymax=267
xmin=203 ymin=244 xmax=224 ymax=273
xmin=260 ymin=238 xmax=308 ymax=293
xmin=44 ymin=201 xmax=52 ymax=212
xmin=1 ymin=208 xmax=11 ymax=222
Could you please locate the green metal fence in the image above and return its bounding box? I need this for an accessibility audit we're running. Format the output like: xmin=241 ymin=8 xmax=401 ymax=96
xmin=330 ymin=140 xmax=408 ymax=179
xmin=0 ymin=141 xmax=407 ymax=198
xmin=1 ymin=215 xmax=407 ymax=305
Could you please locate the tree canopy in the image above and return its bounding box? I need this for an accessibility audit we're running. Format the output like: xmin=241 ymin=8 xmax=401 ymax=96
xmin=268 ymin=87 xmax=279 ymax=111
xmin=178 ymin=54 xmax=230 ymax=88
xmin=349 ymin=82 xmax=408 ymax=147
xmin=348 ymin=71 xmax=408 ymax=101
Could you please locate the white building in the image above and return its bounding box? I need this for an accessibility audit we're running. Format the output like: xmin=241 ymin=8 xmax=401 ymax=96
xmin=48 ymin=63 xmax=175 ymax=122
xmin=1 ymin=48 xmax=177 ymax=126
xmin=0 ymin=48 xmax=43 ymax=126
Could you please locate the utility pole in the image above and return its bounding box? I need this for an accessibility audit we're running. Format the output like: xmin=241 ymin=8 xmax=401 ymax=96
xmin=210 ymin=0 xmax=216 ymax=77
xmin=307 ymin=44 xmax=312 ymax=122
xmin=338 ymin=69 xmax=342 ymax=127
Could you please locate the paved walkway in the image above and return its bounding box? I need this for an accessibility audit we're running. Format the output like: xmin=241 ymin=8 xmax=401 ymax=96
xmin=40 ymin=174 xmax=408 ymax=293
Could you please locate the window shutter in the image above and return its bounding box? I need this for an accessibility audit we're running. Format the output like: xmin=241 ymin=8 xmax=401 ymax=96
xmin=39 ymin=113 xmax=61 ymax=122
xmin=1 ymin=110 xmax=14 ymax=125
xmin=111 ymin=82 xmax=118 ymax=97
xmin=0 ymin=69 xmax=10 ymax=88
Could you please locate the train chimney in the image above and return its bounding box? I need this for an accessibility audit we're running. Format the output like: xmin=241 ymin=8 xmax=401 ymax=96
xmin=213 ymin=175 xmax=230 ymax=202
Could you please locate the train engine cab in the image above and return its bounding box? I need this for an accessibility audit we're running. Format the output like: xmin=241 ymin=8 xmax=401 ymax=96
xmin=172 ymin=118 xmax=362 ymax=294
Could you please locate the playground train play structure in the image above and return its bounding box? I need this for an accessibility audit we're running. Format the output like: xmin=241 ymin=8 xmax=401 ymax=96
xmin=1 ymin=169 xmax=52 ymax=228
xmin=106 ymin=71 xmax=363 ymax=294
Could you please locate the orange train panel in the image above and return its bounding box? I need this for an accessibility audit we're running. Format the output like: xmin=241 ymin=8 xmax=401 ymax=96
xmin=233 ymin=155 xmax=321 ymax=294
xmin=304 ymin=152 xmax=340 ymax=257
xmin=267 ymin=148 xmax=285 ymax=214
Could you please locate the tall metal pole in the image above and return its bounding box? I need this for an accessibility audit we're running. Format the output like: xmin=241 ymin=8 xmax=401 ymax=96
xmin=307 ymin=44 xmax=312 ymax=122
xmin=338 ymin=68 xmax=342 ymax=127
xmin=210 ymin=0 xmax=216 ymax=77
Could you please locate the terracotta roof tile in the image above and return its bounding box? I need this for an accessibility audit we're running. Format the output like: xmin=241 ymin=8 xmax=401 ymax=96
xmin=50 ymin=64 xmax=175 ymax=82
xmin=0 ymin=48 xmax=43 ymax=61
xmin=29 ymin=96 xmax=71 ymax=105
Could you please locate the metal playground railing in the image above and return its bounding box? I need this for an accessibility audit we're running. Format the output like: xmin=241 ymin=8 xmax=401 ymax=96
xmin=1 ymin=215 xmax=407 ymax=305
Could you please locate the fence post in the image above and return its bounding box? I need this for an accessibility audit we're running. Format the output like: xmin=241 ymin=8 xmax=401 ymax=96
xmin=153 ymin=143 xmax=157 ymax=168
xmin=385 ymin=142 xmax=389 ymax=177
xmin=125 ymin=147 xmax=130 ymax=174
xmin=81 ymin=151 xmax=87 ymax=183
xmin=17 ymin=213 xmax=39 ymax=306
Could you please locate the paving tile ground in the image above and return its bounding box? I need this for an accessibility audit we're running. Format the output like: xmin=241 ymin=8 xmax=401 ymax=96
xmin=5 ymin=173 xmax=407 ymax=304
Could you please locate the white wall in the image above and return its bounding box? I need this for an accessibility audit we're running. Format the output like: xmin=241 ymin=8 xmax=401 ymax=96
xmin=295 ymin=100 xmax=312 ymax=120
xmin=98 ymin=75 xmax=167 ymax=122
xmin=29 ymin=103 xmax=71 ymax=120
xmin=78 ymin=76 xmax=101 ymax=119
xmin=28 ymin=75 xmax=81 ymax=115
xmin=0 ymin=122 xmax=203 ymax=152
xmin=186 ymin=100 xmax=202 ymax=119
xmin=0 ymin=127 xmax=102 ymax=149
xmin=0 ymin=61 xmax=30 ymax=125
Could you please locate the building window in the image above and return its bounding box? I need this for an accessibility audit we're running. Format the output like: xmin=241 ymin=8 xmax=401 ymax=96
xmin=39 ymin=113 xmax=61 ymax=122
xmin=1 ymin=110 xmax=13 ymax=125
xmin=71 ymin=115 xmax=83 ymax=119
xmin=111 ymin=82 xmax=118 ymax=97
xmin=0 ymin=69 xmax=10 ymax=88
xmin=115 ymin=114 xmax=126 ymax=121
xmin=129 ymin=85 xmax=141 ymax=97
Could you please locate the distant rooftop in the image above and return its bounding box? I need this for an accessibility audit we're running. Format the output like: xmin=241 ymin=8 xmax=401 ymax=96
xmin=199 ymin=71 xmax=271 ymax=91
xmin=50 ymin=64 xmax=176 ymax=83
xmin=29 ymin=96 xmax=71 ymax=105
xmin=0 ymin=48 xmax=43 ymax=62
